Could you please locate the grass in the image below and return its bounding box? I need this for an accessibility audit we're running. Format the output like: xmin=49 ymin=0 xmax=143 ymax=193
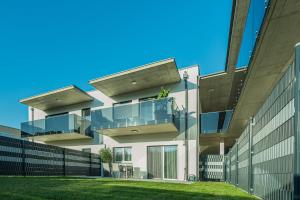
xmin=0 ymin=177 xmax=258 ymax=200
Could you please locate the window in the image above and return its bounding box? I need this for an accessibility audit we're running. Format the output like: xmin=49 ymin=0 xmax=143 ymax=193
xmin=113 ymin=147 xmax=132 ymax=162
xmin=139 ymin=96 xmax=157 ymax=102
xmin=46 ymin=112 xmax=68 ymax=118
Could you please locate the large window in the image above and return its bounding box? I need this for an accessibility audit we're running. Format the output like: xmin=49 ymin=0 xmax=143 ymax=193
xmin=114 ymin=147 xmax=132 ymax=162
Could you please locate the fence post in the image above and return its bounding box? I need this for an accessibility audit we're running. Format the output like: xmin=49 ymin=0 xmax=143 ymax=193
xmin=228 ymin=149 xmax=232 ymax=183
xmin=236 ymin=139 xmax=239 ymax=187
xmin=294 ymin=42 xmax=300 ymax=200
xmin=222 ymin=155 xmax=226 ymax=182
xmin=63 ymin=149 xmax=66 ymax=176
xmin=89 ymin=153 xmax=92 ymax=176
xmin=248 ymin=118 xmax=254 ymax=194
xmin=21 ymin=140 xmax=25 ymax=177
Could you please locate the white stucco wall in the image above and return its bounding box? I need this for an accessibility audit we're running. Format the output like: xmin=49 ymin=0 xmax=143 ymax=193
xmin=27 ymin=65 xmax=199 ymax=181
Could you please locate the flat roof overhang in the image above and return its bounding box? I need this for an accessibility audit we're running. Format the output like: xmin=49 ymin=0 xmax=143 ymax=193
xmin=199 ymin=68 xmax=247 ymax=112
xmin=225 ymin=0 xmax=251 ymax=72
xmin=228 ymin=0 xmax=300 ymax=137
xmin=20 ymin=85 xmax=93 ymax=111
xmin=89 ymin=58 xmax=181 ymax=97
xmin=99 ymin=123 xmax=178 ymax=137
xmin=26 ymin=132 xmax=92 ymax=142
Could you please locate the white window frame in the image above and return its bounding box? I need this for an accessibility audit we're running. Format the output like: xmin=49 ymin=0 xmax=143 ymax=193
xmin=113 ymin=147 xmax=132 ymax=163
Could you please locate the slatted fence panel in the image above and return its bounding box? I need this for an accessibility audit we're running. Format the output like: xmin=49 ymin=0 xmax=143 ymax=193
xmin=251 ymin=63 xmax=295 ymax=200
xmin=200 ymin=155 xmax=224 ymax=181
xmin=225 ymin=63 xmax=295 ymax=200
xmin=0 ymin=135 xmax=101 ymax=176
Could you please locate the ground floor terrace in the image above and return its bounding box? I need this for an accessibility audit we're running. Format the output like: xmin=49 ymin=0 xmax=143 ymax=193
xmin=0 ymin=177 xmax=257 ymax=200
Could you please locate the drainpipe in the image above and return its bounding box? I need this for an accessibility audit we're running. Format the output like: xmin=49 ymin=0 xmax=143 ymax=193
xmin=31 ymin=107 xmax=35 ymax=142
xmin=183 ymin=71 xmax=189 ymax=181
xmin=196 ymin=75 xmax=200 ymax=180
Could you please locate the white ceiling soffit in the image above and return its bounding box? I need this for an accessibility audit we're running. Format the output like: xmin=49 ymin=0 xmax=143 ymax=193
xmin=20 ymin=85 xmax=93 ymax=110
xmin=89 ymin=58 xmax=181 ymax=97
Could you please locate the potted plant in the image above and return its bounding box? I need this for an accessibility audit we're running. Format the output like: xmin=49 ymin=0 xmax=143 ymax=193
xmin=155 ymin=87 xmax=171 ymax=121
xmin=99 ymin=148 xmax=113 ymax=177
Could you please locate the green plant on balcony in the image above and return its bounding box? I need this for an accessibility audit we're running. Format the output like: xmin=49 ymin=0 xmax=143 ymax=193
xmin=157 ymin=87 xmax=170 ymax=99
xmin=155 ymin=87 xmax=171 ymax=121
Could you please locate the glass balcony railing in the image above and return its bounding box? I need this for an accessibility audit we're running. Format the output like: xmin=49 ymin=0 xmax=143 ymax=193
xmin=236 ymin=0 xmax=270 ymax=68
xmin=21 ymin=114 xmax=93 ymax=138
xmin=91 ymin=97 xmax=180 ymax=131
xmin=200 ymin=110 xmax=233 ymax=134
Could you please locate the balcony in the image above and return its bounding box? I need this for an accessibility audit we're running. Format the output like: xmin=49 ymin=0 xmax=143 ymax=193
xmin=21 ymin=114 xmax=93 ymax=141
xmin=200 ymin=110 xmax=233 ymax=134
xmin=91 ymin=97 xmax=180 ymax=136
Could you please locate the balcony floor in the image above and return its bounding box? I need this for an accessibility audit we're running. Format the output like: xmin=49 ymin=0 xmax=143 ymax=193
xmin=27 ymin=132 xmax=92 ymax=142
xmin=100 ymin=123 xmax=178 ymax=137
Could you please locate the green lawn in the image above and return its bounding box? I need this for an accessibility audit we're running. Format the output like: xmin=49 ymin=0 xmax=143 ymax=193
xmin=0 ymin=177 xmax=257 ymax=200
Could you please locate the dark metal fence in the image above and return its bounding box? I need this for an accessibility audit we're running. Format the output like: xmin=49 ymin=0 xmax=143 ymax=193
xmin=225 ymin=62 xmax=295 ymax=199
xmin=0 ymin=135 xmax=101 ymax=176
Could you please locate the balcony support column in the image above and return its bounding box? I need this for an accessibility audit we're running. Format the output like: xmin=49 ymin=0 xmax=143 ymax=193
xmin=219 ymin=138 xmax=225 ymax=155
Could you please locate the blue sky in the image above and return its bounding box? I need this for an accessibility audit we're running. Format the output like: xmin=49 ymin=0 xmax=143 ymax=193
xmin=0 ymin=0 xmax=232 ymax=128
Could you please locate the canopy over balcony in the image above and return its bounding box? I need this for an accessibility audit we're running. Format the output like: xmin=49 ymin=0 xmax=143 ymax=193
xmin=89 ymin=58 xmax=181 ymax=97
xmin=20 ymin=85 xmax=93 ymax=111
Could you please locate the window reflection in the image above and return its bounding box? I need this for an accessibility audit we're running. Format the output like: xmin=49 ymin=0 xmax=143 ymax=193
xmin=200 ymin=110 xmax=233 ymax=134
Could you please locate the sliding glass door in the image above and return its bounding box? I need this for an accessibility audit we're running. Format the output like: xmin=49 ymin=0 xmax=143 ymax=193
xmin=147 ymin=146 xmax=163 ymax=179
xmin=147 ymin=145 xmax=177 ymax=179
xmin=164 ymin=146 xmax=177 ymax=179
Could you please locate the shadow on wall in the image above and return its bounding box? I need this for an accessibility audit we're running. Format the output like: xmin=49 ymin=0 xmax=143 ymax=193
xmin=108 ymin=79 xmax=197 ymax=104
xmin=45 ymin=98 xmax=104 ymax=116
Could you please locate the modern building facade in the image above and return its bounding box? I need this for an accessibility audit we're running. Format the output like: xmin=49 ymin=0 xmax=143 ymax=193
xmin=19 ymin=1 xmax=300 ymax=195
xmin=20 ymin=59 xmax=199 ymax=181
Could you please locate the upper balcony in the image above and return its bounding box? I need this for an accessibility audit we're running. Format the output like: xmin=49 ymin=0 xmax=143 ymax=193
xmin=200 ymin=110 xmax=233 ymax=135
xmin=21 ymin=114 xmax=93 ymax=142
xmin=91 ymin=97 xmax=180 ymax=136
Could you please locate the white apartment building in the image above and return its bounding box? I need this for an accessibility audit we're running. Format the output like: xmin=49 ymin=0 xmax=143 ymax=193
xmin=20 ymin=58 xmax=199 ymax=181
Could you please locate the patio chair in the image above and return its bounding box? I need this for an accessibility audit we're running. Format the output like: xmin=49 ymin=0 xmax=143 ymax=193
xmin=119 ymin=165 xmax=126 ymax=178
